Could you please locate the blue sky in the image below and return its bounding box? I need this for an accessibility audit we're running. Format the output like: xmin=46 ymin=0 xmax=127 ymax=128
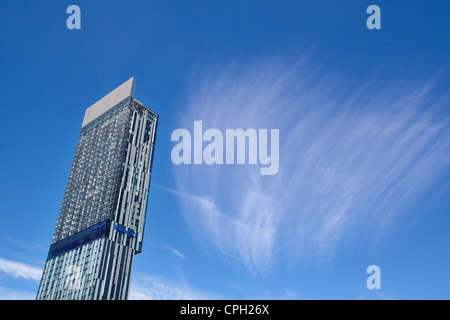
xmin=0 ymin=0 xmax=449 ymax=299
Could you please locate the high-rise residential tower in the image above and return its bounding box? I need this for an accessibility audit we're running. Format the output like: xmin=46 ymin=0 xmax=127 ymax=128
xmin=36 ymin=77 xmax=158 ymax=300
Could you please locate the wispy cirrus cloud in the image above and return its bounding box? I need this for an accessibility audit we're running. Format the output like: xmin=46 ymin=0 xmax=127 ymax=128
xmin=0 ymin=257 xmax=42 ymax=281
xmin=171 ymin=54 xmax=450 ymax=274
xmin=163 ymin=246 xmax=185 ymax=260
xmin=129 ymin=272 xmax=214 ymax=300
xmin=0 ymin=257 xmax=42 ymax=300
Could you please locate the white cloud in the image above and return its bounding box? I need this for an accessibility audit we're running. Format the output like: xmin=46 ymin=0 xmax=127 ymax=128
xmin=167 ymin=188 xmax=276 ymax=274
xmin=0 ymin=257 xmax=42 ymax=281
xmin=129 ymin=272 xmax=213 ymax=300
xmin=171 ymin=55 xmax=450 ymax=273
xmin=163 ymin=246 xmax=185 ymax=260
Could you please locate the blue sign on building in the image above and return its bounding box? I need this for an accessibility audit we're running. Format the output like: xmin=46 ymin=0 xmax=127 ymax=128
xmin=91 ymin=221 xmax=105 ymax=231
xmin=114 ymin=223 xmax=136 ymax=238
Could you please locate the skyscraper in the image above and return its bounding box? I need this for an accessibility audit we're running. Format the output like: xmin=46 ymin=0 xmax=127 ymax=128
xmin=36 ymin=77 xmax=158 ymax=300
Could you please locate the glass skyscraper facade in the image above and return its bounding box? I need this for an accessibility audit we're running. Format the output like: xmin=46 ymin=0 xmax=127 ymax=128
xmin=36 ymin=77 xmax=158 ymax=300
